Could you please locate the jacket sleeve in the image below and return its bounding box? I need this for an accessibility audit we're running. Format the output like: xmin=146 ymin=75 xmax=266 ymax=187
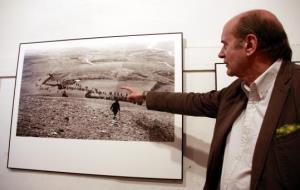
xmin=145 ymin=90 xmax=222 ymax=118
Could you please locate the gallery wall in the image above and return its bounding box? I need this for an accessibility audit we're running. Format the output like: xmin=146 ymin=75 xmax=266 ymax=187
xmin=0 ymin=0 xmax=300 ymax=189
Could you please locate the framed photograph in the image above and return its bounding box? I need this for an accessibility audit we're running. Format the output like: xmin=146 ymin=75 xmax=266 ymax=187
xmin=8 ymin=33 xmax=183 ymax=179
xmin=215 ymin=63 xmax=237 ymax=90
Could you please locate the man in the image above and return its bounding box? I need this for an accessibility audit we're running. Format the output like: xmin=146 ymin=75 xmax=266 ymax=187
xmin=123 ymin=9 xmax=300 ymax=190
xmin=110 ymin=99 xmax=120 ymax=119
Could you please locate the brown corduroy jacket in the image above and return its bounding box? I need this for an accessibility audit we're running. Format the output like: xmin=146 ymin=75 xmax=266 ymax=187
xmin=146 ymin=61 xmax=300 ymax=190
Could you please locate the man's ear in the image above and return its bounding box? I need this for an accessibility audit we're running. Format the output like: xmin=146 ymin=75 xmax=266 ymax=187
xmin=244 ymin=34 xmax=257 ymax=56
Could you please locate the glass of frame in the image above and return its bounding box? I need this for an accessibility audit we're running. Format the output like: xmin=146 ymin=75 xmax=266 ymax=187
xmin=8 ymin=33 xmax=183 ymax=179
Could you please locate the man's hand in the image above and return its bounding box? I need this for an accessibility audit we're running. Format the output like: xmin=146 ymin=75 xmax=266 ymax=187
xmin=120 ymin=86 xmax=145 ymax=105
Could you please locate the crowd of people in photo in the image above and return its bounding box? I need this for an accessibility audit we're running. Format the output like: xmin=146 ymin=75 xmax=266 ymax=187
xmin=38 ymin=75 xmax=132 ymax=103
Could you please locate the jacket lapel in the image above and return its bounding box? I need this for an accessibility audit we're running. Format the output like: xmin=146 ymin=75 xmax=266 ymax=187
xmin=250 ymin=61 xmax=293 ymax=190
xmin=214 ymin=93 xmax=248 ymax=148
xmin=206 ymin=81 xmax=248 ymax=187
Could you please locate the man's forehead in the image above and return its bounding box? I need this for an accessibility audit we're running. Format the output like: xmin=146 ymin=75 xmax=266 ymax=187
xmin=221 ymin=15 xmax=241 ymax=39
xmin=224 ymin=15 xmax=240 ymax=31
xmin=222 ymin=20 xmax=236 ymax=37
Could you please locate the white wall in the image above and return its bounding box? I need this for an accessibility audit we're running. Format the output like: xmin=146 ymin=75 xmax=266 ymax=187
xmin=1 ymin=0 xmax=300 ymax=189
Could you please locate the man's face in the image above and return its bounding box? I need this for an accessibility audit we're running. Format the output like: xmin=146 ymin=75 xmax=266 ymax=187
xmin=218 ymin=21 xmax=248 ymax=77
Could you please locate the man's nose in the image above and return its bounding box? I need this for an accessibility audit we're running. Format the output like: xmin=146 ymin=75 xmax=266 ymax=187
xmin=218 ymin=49 xmax=225 ymax=58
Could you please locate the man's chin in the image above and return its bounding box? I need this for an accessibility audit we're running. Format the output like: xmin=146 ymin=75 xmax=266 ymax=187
xmin=226 ymin=70 xmax=233 ymax=76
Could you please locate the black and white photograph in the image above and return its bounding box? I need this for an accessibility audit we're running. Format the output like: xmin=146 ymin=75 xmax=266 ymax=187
xmin=15 ymin=34 xmax=179 ymax=142
xmin=8 ymin=33 xmax=183 ymax=179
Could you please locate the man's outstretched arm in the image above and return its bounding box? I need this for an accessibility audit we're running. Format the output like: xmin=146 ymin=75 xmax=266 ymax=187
xmin=121 ymin=86 xmax=147 ymax=105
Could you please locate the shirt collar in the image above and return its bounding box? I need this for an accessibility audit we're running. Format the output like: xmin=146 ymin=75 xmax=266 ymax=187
xmin=242 ymin=59 xmax=282 ymax=101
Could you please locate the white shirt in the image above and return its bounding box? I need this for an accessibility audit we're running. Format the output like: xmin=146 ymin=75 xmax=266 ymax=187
xmin=220 ymin=60 xmax=282 ymax=190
